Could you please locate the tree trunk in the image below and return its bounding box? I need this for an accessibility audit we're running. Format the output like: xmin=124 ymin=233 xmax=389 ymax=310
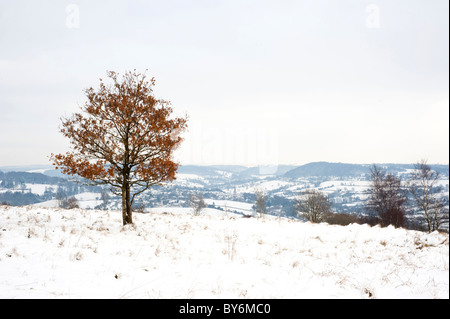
xmin=121 ymin=176 xmax=133 ymax=225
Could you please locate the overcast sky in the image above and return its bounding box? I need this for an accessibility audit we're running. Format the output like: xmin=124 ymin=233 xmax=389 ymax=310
xmin=0 ymin=0 xmax=448 ymax=167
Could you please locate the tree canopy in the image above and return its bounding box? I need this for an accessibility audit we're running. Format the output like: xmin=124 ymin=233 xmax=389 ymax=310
xmin=51 ymin=70 xmax=188 ymax=224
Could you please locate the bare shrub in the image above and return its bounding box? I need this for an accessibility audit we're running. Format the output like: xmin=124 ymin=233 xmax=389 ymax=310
xmin=132 ymin=202 xmax=146 ymax=213
xmin=408 ymin=159 xmax=449 ymax=232
xmin=357 ymin=215 xmax=381 ymax=227
xmin=253 ymin=188 xmax=267 ymax=218
xmin=324 ymin=212 xmax=359 ymax=226
xmin=190 ymin=193 xmax=206 ymax=216
xmin=295 ymin=190 xmax=332 ymax=223
xmin=365 ymin=165 xmax=407 ymax=228
xmin=63 ymin=197 xmax=79 ymax=209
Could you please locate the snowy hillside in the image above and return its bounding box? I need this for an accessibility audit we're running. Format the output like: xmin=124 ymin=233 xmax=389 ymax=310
xmin=0 ymin=205 xmax=448 ymax=299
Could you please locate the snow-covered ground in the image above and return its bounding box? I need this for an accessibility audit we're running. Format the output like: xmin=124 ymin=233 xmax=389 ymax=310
xmin=204 ymin=199 xmax=254 ymax=216
xmin=0 ymin=205 xmax=448 ymax=299
xmin=33 ymin=192 xmax=102 ymax=210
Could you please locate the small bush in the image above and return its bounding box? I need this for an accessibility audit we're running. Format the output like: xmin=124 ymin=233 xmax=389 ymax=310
xmin=190 ymin=193 xmax=206 ymax=216
xmin=324 ymin=212 xmax=384 ymax=227
xmin=357 ymin=215 xmax=381 ymax=227
xmin=294 ymin=190 xmax=331 ymax=223
xmin=132 ymin=202 xmax=146 ymax=213
xmin=62 ymin=197 xmax=79 ymax=209
xmin=324 ymin=212 xmax=359 ymax=226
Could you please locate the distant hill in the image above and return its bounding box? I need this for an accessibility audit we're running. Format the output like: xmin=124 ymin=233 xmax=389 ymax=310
xmin=0 ymin=170 xmax=63 ymax=185
xmin=0 ymin=165 xmax=66 ymax=178
xmin=0 ymin=165 xmax=52 ymax=173
xmin=2 ymin=162 xmax=448 ymax=181
xmin=177 ymin=165 xmax=228 ymax=177
xmin=283 ymin=162 xmax=449 ymax=179
xmin=284 ymin=162 xmax=371 ymax=178
xmin=239 ymin=165 xmax=297 ymax=176
xmin=178 ymin=164 xmax=298 ymax=178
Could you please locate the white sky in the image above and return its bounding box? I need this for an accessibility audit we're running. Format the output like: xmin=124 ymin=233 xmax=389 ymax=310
xmin=0 ymin=0 xmax=448 ymax=167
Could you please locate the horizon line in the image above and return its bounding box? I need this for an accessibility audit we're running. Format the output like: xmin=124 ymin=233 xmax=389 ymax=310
xmin=1 ymin=160 xmax=449 ymax=170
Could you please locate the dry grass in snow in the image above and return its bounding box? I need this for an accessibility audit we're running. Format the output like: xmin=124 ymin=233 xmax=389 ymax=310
xmin=0 ymin=205 xmax=448 ymax=298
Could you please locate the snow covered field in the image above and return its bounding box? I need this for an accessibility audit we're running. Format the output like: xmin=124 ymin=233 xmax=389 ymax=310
xmin=0 ymin=205 xmax=448 ymax=299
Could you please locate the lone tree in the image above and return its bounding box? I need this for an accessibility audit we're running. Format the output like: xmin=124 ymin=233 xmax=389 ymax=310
xmin=408 ymin=159 xmax=449 ymax=232
xmin=100 ymin=188 xmax=110 ymax=210
xmin=253 ymin=188 xmax=267 ymax=218
xmin=365 ymin=165 xmax=407 ymax=228
xmin=294 ymin=189 xmax=331 ymax=223
xmin=190 ymin=193 xmax=206 ymax=216
xmin=51 ymin=70 xmax=188 ymax=225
